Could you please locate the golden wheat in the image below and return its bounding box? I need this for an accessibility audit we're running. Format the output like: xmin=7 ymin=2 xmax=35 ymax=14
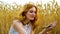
xmin=0 ymin=0 xmax=60 ymax=34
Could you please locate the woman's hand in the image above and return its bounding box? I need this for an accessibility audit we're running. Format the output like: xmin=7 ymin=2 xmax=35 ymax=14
xmin=45 ymin=21 xmax=57 ymax=31
xmin=39 ymin=21 xmax=57 ymax=34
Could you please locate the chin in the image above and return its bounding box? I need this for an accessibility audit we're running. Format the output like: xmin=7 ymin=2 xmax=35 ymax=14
xmin=30 ymin=18 xmax=34 ymax=20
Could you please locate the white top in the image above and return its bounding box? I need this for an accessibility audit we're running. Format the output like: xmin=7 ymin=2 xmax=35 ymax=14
xmin=9 ymin=23 xmax=32 ymax=34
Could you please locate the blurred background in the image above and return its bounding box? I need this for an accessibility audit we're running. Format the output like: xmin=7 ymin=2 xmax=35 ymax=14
xmin=0 ymin=0 xmax=60 ymax=34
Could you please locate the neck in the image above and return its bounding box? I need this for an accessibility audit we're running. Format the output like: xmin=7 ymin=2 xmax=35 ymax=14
xmin=23 ymin=18 xmax=30 ymax=25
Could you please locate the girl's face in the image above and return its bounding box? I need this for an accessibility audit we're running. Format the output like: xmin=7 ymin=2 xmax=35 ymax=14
xmin=25 ymin=7 xmax=36 ymax=20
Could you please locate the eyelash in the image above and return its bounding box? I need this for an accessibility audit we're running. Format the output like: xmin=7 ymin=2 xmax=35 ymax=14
xmin=30 ymin=11 xmax=36 ymax=13
xmin=30 ymin=11 xmax=33 ymax=13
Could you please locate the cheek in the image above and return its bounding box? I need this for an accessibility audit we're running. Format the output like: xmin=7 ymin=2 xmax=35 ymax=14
xmin=26 ymin=12 xmax=32 ymax=18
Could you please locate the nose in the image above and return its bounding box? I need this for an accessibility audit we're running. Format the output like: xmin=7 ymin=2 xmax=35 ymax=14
xmin=32 ymin=13 xmax=35 ymax=17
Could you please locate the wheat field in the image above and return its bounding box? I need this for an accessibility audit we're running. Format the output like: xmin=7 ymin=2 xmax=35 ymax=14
xmin=0 ymin=0 xmax=60 ymax=34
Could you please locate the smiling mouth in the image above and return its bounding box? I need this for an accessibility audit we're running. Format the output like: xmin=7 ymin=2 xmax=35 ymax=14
xmin=31 ymin=16 xmax=35 ymax=18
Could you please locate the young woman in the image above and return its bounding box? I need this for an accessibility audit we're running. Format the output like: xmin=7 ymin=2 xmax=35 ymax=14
xmin=9 ymin=3 xmax=57 ymax=34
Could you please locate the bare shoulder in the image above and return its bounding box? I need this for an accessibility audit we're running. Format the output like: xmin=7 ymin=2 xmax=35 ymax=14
xmin=12 ymin=19 xmax=27 ymax=34
xmin=12 ymin=19 xmax=23 ymax=27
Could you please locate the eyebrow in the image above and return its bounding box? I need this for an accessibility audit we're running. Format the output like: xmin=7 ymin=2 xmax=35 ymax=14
xmin=30 ymin=9 xmax=36 ymax=11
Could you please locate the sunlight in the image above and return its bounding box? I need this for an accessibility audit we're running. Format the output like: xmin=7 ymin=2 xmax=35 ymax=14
xmin=0 ymin=0 xmax=60 ymax=6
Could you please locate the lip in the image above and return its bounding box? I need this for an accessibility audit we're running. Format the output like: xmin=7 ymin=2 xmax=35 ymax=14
xmin=31 ymin=16 xmax=35 ymax=18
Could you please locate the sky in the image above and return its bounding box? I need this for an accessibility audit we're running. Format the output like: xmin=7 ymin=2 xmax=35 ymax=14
xmin=0 ymin=0 xmax=60 ymax=6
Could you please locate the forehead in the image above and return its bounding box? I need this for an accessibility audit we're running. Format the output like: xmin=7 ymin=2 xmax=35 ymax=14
xmin=29 ymin=7 xmax=36 ymax=12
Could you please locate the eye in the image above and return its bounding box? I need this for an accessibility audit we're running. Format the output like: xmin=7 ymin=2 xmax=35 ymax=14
xmin=30 ymin=10 xmax=33 ymax=13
